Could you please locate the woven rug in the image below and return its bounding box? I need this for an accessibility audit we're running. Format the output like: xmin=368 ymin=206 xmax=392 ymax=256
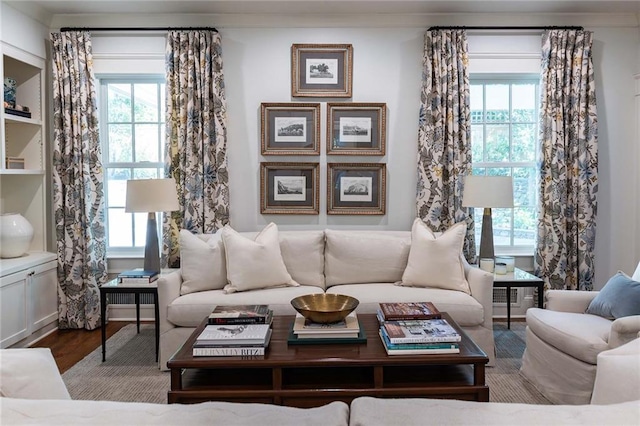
xmin=63 ymin=322 xmax=550 ymax=405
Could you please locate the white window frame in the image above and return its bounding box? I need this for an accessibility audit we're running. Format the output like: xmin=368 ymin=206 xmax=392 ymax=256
xmin=470 ymin=74 xmax=540 ymax=255
xmin=98 ymin=75 xmax=166 ymax=257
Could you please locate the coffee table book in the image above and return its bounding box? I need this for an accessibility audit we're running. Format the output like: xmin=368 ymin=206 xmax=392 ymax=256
xmin=292 ymin=312 xmax=360 ymax=339
xmin=208 ymin=304 xmax=272 ymax=325
xmin=382 ymin=318 xmax=461 ymax=344
xmin=193 ymin=330 xmax=272 ymax=357
xmin=117 ymin=269 xmax=159 ymax=284
xmin=378 ymin=329 xmax=460 ymax=355
xmin=379 ymin=302 xmax=441 ymax=321
xmin=196 ymin=323 xmax=271 ymax=346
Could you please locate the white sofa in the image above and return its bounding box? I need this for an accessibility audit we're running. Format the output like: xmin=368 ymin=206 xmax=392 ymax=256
xmin=157 ymin=228 xmax=496 ymax=370
xmin=2 ymin=348 xmax=639 ymax=426
xmin=520 ymin=263 xmax=640 ymax=405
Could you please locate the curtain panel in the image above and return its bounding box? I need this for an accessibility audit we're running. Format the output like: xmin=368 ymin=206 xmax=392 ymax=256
xmin=50 ymin=31 xmax=106 ymax=330
xmin=163 ymin=30 xmax=230 ymax=267
xmin=535 ymin=30 xmax=598 ymax=291
xmin=416 ymin=30 xmax=476 ymax=261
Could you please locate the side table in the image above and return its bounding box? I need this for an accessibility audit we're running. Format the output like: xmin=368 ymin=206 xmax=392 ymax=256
xmin=492 ymin=267 xmax=544 ymax=329
xmin=99 ymin=279 xmax=159 ymax=362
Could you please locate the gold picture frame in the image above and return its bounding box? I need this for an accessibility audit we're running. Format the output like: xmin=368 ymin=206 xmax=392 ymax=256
xmin=291 ymin=44 xmax=353 ymax=98
xmin=327 ymin=103 xmax=386 ymax=156
xmin=261 ymin=103 xmax=321 ymax=155
xmin=327 ymin=163 xmax=386 ymax=215
xmin=260 ymin=162 xmax=320 ymax=215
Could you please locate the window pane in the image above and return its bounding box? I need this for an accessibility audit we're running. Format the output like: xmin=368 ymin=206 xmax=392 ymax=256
xmin=108 ymin=84 xmax=131 ymax=122
xmin=513 ymin=167 xmax=537 ymax=207
xmin=134 ymin=213 xmax=148 ymax=247
xmin=134 ymin=84 xmax=159 ymax=122
xmin=108 ymin=208 xmax=132 ymax=246
xmin=134 ymin=124 xmax=160 ymax=162
xmin=470 ymin=84 xmax=483 ymax=123
xmin=471 ymin=124 xmax=484 ymax=162
xmin=107 ymin=169 xmax=130 ymax=207
xmin=512 ymin=123 xmax=536 ymax=162
xmin=485 ymin=84 xmax=509 ymax=122
xmin=514 ymin=207 xmax=536 ymax=245
xmin=486 ymin=124 xmax=510 ymax=162
xmin=108 ymin=124 xmax=133 ymax=162
xmin=492 ymin=208 xmax=512 ymax=246
xmin=512 ymin=84 xmax=536 ymax=122
xmin=133 ymin=168 xmax=160 ymax=179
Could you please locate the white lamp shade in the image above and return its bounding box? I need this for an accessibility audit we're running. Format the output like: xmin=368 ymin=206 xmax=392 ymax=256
xmin=125 ymin=178 xmax=180 ymax=213
xmin=462 ymin=175 xmax=514 ymax=208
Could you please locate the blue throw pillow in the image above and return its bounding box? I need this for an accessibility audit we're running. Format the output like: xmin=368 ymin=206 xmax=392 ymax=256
xmin=586 ymin=272 xmax=640 ymax=319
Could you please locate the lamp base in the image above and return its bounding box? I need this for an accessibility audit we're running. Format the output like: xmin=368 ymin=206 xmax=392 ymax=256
xmin=478 ymin=207 xmax=495 ymax=261
xmin=144 ymin=212 xmax=160 ymax=273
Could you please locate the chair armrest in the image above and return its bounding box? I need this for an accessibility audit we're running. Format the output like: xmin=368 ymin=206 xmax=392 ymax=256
xmin=464 ymin=259 xmax=494 ymax=329
xmin=157 ymin=270 xmax=183 ymax=334
xmin=546 ymin=290 xmax=598 ymax=313
xmin=609 ymin=315 xmax=640 ymax=348
xmin=0 ymin=348 xmax=70 ymax=400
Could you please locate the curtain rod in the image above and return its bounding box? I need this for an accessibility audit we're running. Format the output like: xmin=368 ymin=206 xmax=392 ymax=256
xmin=59 ymin=27 xmax=218 ymax=33
xmin=427 ymin=26 xmax=584 ymax=31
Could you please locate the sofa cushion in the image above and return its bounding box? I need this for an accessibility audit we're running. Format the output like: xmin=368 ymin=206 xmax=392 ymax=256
xmin=399 ymin=219 xmax=470 ymax=294
xmin=526 ymin=308 xmax=612 ymax=364
xmin=179 ymin=229 xmax=227 ymax=295
xmin=586 ymin=272 xmax=640 ymax=319
xmin=278 ymin=230 xmax=326 ymax=289
xmin=326 ymin=284 xmax=484 ymax=327
xmin=0 ymin=348 xmax=70 ymax=400
xmin=222 ymin=223 xmax=298 ymax=293
xmin=168 ymin=285 xmax=324 ymax=327
xmin=324 ymin=230 xmax=411 ymax=287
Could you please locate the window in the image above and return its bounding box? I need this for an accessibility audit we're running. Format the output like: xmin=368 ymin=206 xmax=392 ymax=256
xmin=99 ymin=77 xmax=166 ymax=255
xmin=470 ymin=76 xmax=539 ymax=251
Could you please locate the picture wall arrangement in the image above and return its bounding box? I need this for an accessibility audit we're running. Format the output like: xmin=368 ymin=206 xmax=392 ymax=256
xmin=260 ymin=43 xmax=387 ymax=216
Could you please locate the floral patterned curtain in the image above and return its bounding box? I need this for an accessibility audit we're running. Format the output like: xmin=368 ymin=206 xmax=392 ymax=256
xmin=50 ymin=31 xmax=106 ymax=330
xmin=163 ymin=30 xmax=230 ymax=267
xmin=417 ymin=30 xmax=476 ymax=261
xmin=535 ymin=30 xmax=598 ymax=291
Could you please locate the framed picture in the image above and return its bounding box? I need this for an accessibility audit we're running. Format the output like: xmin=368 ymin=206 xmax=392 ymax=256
xmin=327 ymin=163 xmax=386 ymax=215
xmin=327 ymin=103 xmax=386 ymax=155
xmin=260 ymin=162 xmax=320 ymax=214
xmin=291 ymin=44 xmax=353 ymax=98
xmin=261 ymin=103 xmax=321 ymax=155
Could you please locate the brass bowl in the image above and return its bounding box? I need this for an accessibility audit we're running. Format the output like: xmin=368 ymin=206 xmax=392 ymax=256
xmin=291 ymin=294 xmax=359 ymax=324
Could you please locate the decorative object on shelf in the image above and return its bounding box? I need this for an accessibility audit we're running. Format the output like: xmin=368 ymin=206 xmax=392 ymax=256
xmin=0 ymin=213 xmax=34 ymax=258
xmin=125 ymin=178 xmax=180 ymax=273
xmin=291 ymin=44 xmax=353 ymax=98
xmin=5 ymin=157 xmax=25 ymax=169
xmin=496 ymin=255 xmax=515 ymax=272
xmin=327 ymin=163 xmax=386 ymax=215
xmin=479 ymin=258 xmax=495 ymax=273
xmin=260 ymin=103 xmax=320 ymax=155
xmin=290 ymin=293 xmax=359 ymax=324
xmin=326 ymin=103 xmax=387 ymax=155
xmin=260 ymin=162 xmax=320 ymax=215
xmin=462 ymin=175 xmax=514 ymax=260
xmin=4 ymin=77 xmax=16 ymax=108
xmin=4 ymin=104 xmax=31 ymax=119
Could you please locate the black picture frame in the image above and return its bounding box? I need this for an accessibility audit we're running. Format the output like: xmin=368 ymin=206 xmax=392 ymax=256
xmin=327 ymin=163 xmax=386 ymax=215
xmin=327 ymin=103 xmax=386 ymax=155
xmin=261 ymin=103 xmax=321 ymax=155
xmin=291 ymin=44 xmax=353 ymax=98
xmin=260 ymin=162 xmax=320 ymax=215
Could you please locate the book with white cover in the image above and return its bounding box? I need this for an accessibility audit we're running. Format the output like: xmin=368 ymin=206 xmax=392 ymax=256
xmin=196 ymin=323 xmax=271 ymax=345
xmin=293 ymin=312 xmax=359 ymax=338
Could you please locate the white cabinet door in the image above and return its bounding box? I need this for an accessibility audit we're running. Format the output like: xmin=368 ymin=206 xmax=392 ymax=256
xmin=29 ymin=260 xmax=57 ymax=331
xmin=0 ymin=269 xmax=29 ymax=348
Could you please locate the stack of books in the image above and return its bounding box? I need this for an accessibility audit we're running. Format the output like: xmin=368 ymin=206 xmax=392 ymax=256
xmin=117 ymin=269 xmax=159 ymax=285
xmin=292 ymin=312 xmax=360 ymax=339
xmin=377 ymin=302 xmax=461 ymax=355
xmin=193 ymin=305 xmax=273 ymax=357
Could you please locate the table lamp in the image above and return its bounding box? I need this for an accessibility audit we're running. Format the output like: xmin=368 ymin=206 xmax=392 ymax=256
xmin=462 ymin=175 xmax=514 ymax=261
xmin=125 ymin=178 xmax=179 ymax=273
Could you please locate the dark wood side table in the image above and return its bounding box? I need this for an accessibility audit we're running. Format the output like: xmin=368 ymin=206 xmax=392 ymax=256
xmin=99 ymin=279 xmax=159 ymax=362
xmin=492 ymin=267 xmax=544 ymax=329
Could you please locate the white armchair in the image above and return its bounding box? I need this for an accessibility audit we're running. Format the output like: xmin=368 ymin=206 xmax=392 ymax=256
xmin=520 ymin=262 xmax=640 ymax=405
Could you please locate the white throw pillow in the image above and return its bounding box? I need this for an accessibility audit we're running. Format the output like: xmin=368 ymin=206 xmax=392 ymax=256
xmin=0 ymin=348 xmax=71 ymax=400
xmin=222 ymin=223 xmax=299 ymax=293
xmin=179 ymin=229 xmax=227 ymax=295
xmin=399 ymin=219 xmax=470 ymax=294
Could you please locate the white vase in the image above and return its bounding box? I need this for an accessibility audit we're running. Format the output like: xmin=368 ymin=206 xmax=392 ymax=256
xmin=0 ymin=213 xmax=34 ymax=258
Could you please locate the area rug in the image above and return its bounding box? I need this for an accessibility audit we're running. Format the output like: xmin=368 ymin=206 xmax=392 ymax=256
xmin=63 ymin=322 xmax=550 ymax=405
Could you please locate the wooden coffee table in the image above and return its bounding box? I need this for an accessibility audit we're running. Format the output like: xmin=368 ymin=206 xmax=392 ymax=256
xmin=167 ymin=312 xmax=489 ymax=406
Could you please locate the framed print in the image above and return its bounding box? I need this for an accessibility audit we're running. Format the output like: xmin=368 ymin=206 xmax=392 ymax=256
xmin=291 ymin=44 xmax=353 ymax=98
xmin=261 ymin=103 xmax=321 ymax=155
xmin=327 ymin=163 xmax=386 ymax=215
xmin=260 ymin=162 xmax=320 ymax=214
xmin=327 ymin=103 xmax=386 ymax=155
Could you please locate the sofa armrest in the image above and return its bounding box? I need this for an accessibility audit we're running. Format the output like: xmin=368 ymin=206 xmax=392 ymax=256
xmin=464 ymin=259 xmax=494 ymax=329
xmin=609 ymin=315 xmax=640 ymax=348
xmin=157 ymin=270 xmax=183 ymax=334
xmin=545 ymin=290 xmax=598 ymax=313
xmin=0 ymin=348 xmax=70 ymax=400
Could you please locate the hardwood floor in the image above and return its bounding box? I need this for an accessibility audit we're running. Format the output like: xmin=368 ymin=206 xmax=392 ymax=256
xmin=32 ymin=321 xmax=134 ymax=373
